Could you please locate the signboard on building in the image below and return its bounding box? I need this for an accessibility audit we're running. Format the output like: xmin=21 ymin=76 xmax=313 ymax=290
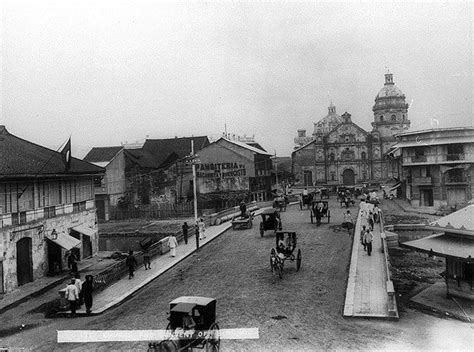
xmin=196 ymin=162 xmax=249 ymax=193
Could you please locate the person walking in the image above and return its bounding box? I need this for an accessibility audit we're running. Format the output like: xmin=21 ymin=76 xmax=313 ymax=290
xmin=74 ymin=273 xmax=83 ymax=307
xmin=195 ymin=223 xmax=200 ymax=250
xmin=69 ymin=252 xmax=78 ymax=275
xmin=360 ymin=225 xmax=367 ymax=251
xmin=363 ymin=229 xmax=374 ymax=256
xmin=142 ymin=246 xmax=151 ymax=270
xmin=82 ymin=275 xmax=94 ymax=314
xmin=65 ymin=278 xmax=79 ymax=316
xmin=168 ymin=234 xmax=178 ymax=257
xmin=239 ymin=201 xmax=247 ymax=218
xmin=367 ymin=210 xmax=374 ymax=231
xmin=182 ymin=222 xmax=189 ymax=245
xmin=198 ymin=218 xmax=206 ymax=240
xmin=126 ymin=250 xmax=137 ymax=279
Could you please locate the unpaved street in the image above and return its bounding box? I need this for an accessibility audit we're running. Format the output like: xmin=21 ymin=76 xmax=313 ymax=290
xmin=2 ymin=200 xmax=473 ymax=351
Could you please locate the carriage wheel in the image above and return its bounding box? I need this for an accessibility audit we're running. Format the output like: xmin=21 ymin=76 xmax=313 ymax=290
xmin=205 ymin=323 xmax=220 ymax=352
xmin=327 ymin=209 xmax=331 ymax=223
xmin=248 ymin=220 xmax=253 ymax=229
xmin=260 ymin=223 xmax=264 ymax=237
xmin=296 ymin=249 xmax=302 ymax=271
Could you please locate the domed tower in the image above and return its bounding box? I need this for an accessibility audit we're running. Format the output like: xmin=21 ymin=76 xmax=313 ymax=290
xmin=312 ymin=102 xmax=343 ymax=137
xmin=371 ymin=72 xmax=410 ymax=139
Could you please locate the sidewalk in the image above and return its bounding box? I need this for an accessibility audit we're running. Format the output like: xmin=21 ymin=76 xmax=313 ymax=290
xmin=0 ymin=253 xmax=117 ymax=314
xmin=344 ymin=205 xmax=398 ymax=319
xmin=61 ymin=219 xmax=236 ymax=316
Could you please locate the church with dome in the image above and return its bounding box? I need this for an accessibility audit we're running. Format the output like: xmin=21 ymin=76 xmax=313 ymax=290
xmin=292 ymin=73 xmax=410 ymax=186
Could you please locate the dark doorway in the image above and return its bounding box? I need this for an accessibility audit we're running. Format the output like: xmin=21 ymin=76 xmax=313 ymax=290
xmin=0 ymin=261 xmax=4 ymax=293
xmin=303 ymin=171 xmax=313 ymax=186
xmin=82 ymin=235 xmax=92 ymax=259
xmin=16 ymin=237 xmax=33 ymax=286
xmin=96 ymin=199 xmax=105 ymax=221
xmin=342 ymin=169 xmax=355 ymax=185
xmin=69 ymin=231 xmax=81 ymax=260
xmin=421 ymin=188 xmax=434 ymax=206
xmin=47 ymin=240 xmax=62 ymax=275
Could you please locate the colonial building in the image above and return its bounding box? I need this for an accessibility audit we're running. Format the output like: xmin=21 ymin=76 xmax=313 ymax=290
xmin=0 ymin=126 xmax=104 ymax=293
xmin=292 ymin=73 xmax=410 ymax=186
xmin=389 ymin=127 xmax=474 ymax=209
xmin=84 ymin=136 xmax=210 ymax=208
xmin=194 ymin=137 xmax=273 ymax=209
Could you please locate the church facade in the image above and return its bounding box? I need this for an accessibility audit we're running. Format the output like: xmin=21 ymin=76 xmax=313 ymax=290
xmin=292 ymin=73 xmax=410 ymax=186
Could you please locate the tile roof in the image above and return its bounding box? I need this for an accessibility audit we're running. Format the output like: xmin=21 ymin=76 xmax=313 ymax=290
xmin=219 ymin=138 xmax=272 ymax=156
xmin=426 ymin=205 xmax=474 ymax=236
xmin=83 ymin=146 xmax=123 ymax=163
xmin=0 ymin=126 xmax=104 ymax=178
xmin=401 ymin=233 xmax=473 ymax=259
xmin=142 ymin=136 xmax=210 ymax=167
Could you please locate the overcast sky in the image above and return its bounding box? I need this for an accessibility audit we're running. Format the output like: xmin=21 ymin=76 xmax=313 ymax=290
xmin=1 ymin=1 xmax=472 ymax=158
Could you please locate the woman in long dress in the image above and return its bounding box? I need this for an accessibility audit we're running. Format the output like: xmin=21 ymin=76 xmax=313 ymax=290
xmin=168 ymin=234 xmax=178 ymax=257
xmin=198 ymin=218 xmax=206 ymax=240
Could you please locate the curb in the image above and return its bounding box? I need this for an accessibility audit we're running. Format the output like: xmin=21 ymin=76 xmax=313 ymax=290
xmin=56 ymin=223 xmax=232 ymax=317
xmin=0 ymin=262 xmax=97 ymax=315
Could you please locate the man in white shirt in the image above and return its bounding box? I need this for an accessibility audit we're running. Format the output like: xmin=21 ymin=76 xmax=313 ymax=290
xmin=65 ymin=278 xmax=79 ymax=316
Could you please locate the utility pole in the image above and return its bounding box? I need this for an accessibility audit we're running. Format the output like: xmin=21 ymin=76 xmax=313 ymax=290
xmin=191 ymin=140 xmax=198 ymax=224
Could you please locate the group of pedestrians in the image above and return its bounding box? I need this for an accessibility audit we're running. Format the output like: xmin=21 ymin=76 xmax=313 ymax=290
xmin=358 ymin=202 xmax=382 ymax=257
xmin=64 ymin=273 xmax=94 ymax=316
xmin=65 ymin=217 xmax=209 ymax=316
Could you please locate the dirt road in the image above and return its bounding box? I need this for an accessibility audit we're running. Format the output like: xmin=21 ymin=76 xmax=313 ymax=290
xmin=2 ymin=199 xmax=473 ymax=351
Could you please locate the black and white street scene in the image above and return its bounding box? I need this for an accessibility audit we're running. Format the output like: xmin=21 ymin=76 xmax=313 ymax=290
xmin=1 ymin=1 xmax=473 ymax=351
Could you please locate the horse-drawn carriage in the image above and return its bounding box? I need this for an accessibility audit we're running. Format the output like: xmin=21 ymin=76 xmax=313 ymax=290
xmin=310 ymin=200 xmax=331 ymax=225
xmin=272 ymin=195 xmax=287 ymax=212
xmin=320 ymin=187 xmax=330 ymax=199
xmin=148 ymin=296 xmax=220 ymax=352
xmin=231 ymin=212 xmax=253 ymax=230
xmin=299 ymin=192 xmax=314 ymax=210
xmin=259 ymin=207 xmax=282 ymax=237
xmin=270 ymin=231 xmax=302 ymax=281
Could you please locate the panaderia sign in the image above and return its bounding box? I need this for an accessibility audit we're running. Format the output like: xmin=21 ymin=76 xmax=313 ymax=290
xmin=196 ymin=162 xmax=247 ymax=178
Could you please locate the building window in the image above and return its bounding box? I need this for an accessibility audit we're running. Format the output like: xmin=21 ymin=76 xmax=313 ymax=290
xmin=44 ymin=206 xmax=56 ymax=219
xmin=402 ymin=114 xmax=406 ymax=120
xmin=447 ymin=144 xmax=464 ymax=161
xmin=330 ymin=172 xmax=335 ymax=181
xmin=391 ymin=114 xmax=396 ymax=121
xmin=380 ymin=115 xmax=384 ymax=121
xmin=329 ymin=153 xmax=335 ymax=161
xmin=361 ymin=151 xmax=366 ymax=160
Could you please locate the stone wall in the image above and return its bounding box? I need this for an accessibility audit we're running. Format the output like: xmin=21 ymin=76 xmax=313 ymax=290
xmin=0 ymin=209 xmax=98 ymax=293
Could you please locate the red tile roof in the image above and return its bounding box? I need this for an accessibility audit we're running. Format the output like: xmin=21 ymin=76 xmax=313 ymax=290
xmin=0 ymin=126 xmax=104 ymax=178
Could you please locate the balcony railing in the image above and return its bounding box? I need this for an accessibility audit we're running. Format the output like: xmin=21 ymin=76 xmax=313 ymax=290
xmin=411 ymin=155 xmax=427 ymax=163
xmin=0 ymin=200 xmax=95 ymax=229
xmin=445 ymin=153 xmax=465 ymax=161
xmin=446 ymin=176 xmax=468 ymax=184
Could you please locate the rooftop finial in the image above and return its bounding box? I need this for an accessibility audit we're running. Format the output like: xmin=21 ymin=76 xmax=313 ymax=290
xmin=384 ymin=71 xmax=394 ymax=85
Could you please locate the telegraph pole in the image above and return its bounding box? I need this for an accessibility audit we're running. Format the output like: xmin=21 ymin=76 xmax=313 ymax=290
xmin=191 ymin=140 xmax=198 ymax=224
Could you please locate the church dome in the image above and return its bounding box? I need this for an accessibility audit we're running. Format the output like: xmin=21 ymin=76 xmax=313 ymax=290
xmin=313 ymin=103 xmax=342 ymax=136
xmin=373 ymin=73 xmax=408 ymax=112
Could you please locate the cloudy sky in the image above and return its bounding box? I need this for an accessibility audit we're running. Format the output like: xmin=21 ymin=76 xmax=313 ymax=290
xmin=1 ymin=1 xmax=472 ymax=157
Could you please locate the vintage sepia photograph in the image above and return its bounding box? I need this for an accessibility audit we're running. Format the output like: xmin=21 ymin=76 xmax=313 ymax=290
xmin=0 ymin=1 xmax=473 ymax=351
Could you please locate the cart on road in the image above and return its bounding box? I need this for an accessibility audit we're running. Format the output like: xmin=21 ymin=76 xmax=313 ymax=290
xmin=259 ymin=207 xmax=282 ymax=237
xmin=310 ymin=200 xmax=331 ymax=225
xmin=231 ymin=212 xmax=254 ymax=230
xmin=148 ymin=296 xmax=220 ymax=352
xmin=270 ymin=231 xmax=302 ymax=282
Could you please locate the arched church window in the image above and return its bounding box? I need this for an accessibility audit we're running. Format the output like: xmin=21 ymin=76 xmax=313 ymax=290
xmin=391 ymin=114 xmax=396 ymax=121
xmin=403 ymin=114 xmax=406 ymax=120
xmin=380 ymin=115 xmax=384 ymax=122
xmin=361 ymin=151 xmax=366 ymax=160
xmin=329 ymin=153 xmax=335 ymax=161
